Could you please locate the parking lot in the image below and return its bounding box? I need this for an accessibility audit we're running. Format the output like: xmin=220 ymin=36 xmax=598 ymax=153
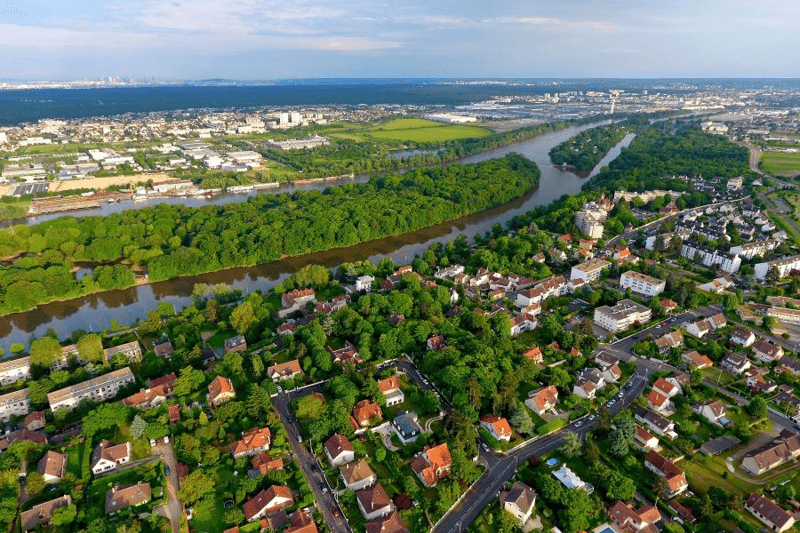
xmin=12 ymin=183 xmax=49 ymax=196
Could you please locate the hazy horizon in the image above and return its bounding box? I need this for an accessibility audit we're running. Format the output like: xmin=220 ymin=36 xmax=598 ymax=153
xmin=2 ymin=0 xmax=799 ymax=80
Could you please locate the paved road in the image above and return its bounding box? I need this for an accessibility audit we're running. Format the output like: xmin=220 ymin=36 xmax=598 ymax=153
xmin=153 ymin=443 xmax=182 ymax=533
xmin=432 ymin=362 xmax=650 ymax=533
xmin=273 ymin=387 xmax=351 ymax=533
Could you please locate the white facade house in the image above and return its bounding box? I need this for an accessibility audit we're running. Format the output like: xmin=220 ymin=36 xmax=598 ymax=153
xmin=594 ymin=299 xmax=652 ymax=333
xmin=354 ymin=275 xmax=375 ymax=292
xmin=620 ymin=271 xmax=666 ymax=297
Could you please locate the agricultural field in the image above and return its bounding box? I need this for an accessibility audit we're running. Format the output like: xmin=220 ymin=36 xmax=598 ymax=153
xmin=361 ymin=118 xmax=491 ymax=142
xmin=760 ymin=150 xmax=800 ymax=177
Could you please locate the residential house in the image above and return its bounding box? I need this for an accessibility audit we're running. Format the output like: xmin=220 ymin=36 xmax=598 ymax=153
xmin=327 ymin=341 xmax=361 ymax=365
xmin=426 ymin=335 xmax=447 ymax=351
xmin=753 ymin=341 xmax=784 ymax=363
xmin=315 ymin=295 xmax=350 ymax=315
xmin=510 ymin=313 xmax=538 ymax=336
xmin=595 ymin=351 xmax=620 ymax=368
xmin=285 ymin=509 xmax=318 ymax=533
xmin=105 ymin=482 xmax=151 ymax=514
xmin=250 ymin=452 xmax=284 ymax=477
xmin=500 ymin=481 xmax=537 ymax=525
xmin=695 ymin=400 xmax=728 ymax=425
xmin=652 ymin=377 xmax=679 ymax=398
xmin=153 ymin=340 xmax=174 ymax=358
xmin=48 ymin=367 xmax=135 ymax=412
xmin=635 ymin=427 xmax=659 ymax=451
xmin=378 ymin=376 xmax=404 ymax=407
xmin=168 ymin=404 xmax=181 ymax=425
xmin=660 ymin=299 xmax=678 ymax=314
xmin=644 ymin=450 xmax=688 ymax=496
xmin=356 ymin=483 xmax=393 ymax=521
xmin=573 ymin=368 xmax=605 ymax=400
xmin=355 ymin=275 xmax=375 ymax=292
xmin=655 ymin=331 xmax=684 ymax=355
xmin=23 ymin=411 xmax=45 ymax=431
xmin=277 ymin=323 xmax=296 ymax=336
xmin=37 ymin=451 xmax=67 ymax=483
xmin=608 ymin=500 xmax=662 ymax=533
xmin=646 ymin=390 xmax=670 ymax=413
xmin=122 ymin=383 xmax=171 ymax=410
xmin=552 ymin=464 xmax=591 ymax=493
xmin=224 ymin=335 xmax=247 ymax=354
xmin=730 ymin=327 xmax=756 ymax=347
xmin=746 ymin=367 xmax=778 ymax=394
xmin=525 ymin=386 xmax=559 ymax=416
xmin=411 ymin=443 xmax=452 ymax=487
xmin=0 ymin=429 xmax=46 ymax=451
xmin=365 ymin=511 xmax=409 ymax=533
xmin=745 ymin=493 xmax=795 ymax=533
xmin=697 ymin=276 xmax=735 ymax=294
xmin=103 ymin=341 xmax=143 ymax=363
xmin=684 ymin=313 xmax=726 ymax=338
xmin=480 ymin=415 xmax=512 ymax=442
xmin=522 ymin=347 xmax=543 ymax=364
xmin=392 ymin=411 xmax=423 ymax=444
xmin=147 ymin=372 xmax=177 ymax=390
xmin=0 ymin=388 xmax=30 ymax=422
xmin=324 ymin=434 xmax=355 ymax=467
xmin=721 ymin=353 xmax=751 ymax=375
xmin=267 ymin=360 xmax=303 ymax=381
xmin=243 ymin=485 xmax=294 ymax=522
xmin=602 ymin=363 xmax=623 ymax=384
xmin=279 ymin=289 xmax=317 ymax=317
xmin=635 ymin=408 xmax=678 ymax=439
xmin=91 ymin=440 xmax=131 ymax=475
xmin=21 ymin=495 xmax=71 ymax=532
xmin=231 ymin=427 xmax=271 ymax=458
xmin=207 ymin=375 xmax=236 ymax=406
xmin=741 ymin=431 xmax=800 ymax=475
xmin=340 ymin=459 xmax=377 ymax=491
xmin=682 ymin=350 xmax=713 ymax=369
xmin=353 ymin=400 xmax=382 ymax=427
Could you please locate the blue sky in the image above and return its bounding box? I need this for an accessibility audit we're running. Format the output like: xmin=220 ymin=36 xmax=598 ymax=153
xmin=1 ymin=0 xmax=798 ymax=80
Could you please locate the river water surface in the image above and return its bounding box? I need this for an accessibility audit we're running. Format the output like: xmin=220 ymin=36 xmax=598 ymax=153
xmin=0 ymin=124 xmax=634 ymax=349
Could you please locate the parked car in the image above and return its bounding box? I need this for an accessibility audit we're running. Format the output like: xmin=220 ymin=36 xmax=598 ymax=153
xmin=165 ymin=465 xmax=170 ymax=475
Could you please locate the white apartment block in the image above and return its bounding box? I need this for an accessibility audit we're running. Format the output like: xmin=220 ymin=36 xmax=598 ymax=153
xmin=0 ymin=388 xmax=30 ymax=422
xmin=620 ymin=271 xmax=666 ymax=297
xmin=0 ymin=356 xmax=32 ymax=386
xmin=681 ymin=243 xmax=741 ymax=274
xmin=594 ymin=299 xmax=653 ymax=333
xmin=730 ymin=240 xmax=777 ymax=260
xmin=755 ymin=255 xmax=800 ymax=280
xmin=574 ymin=210 xmax=605 ymax=239
xmin=571 ymin=258 xmax=611 ymax=283
xmin=103 ymin=341 xmax=143 ymax=363
xmin=48 ymin=367 xmax=135 ymax=412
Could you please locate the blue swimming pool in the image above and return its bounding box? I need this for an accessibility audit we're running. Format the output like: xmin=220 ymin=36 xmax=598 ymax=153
xmin=546 ymin=458 xmax=559 ymax=467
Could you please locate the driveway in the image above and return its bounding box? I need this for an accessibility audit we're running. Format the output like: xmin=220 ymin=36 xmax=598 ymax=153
xmin=152 ymin=443 xmax=182 ymax=533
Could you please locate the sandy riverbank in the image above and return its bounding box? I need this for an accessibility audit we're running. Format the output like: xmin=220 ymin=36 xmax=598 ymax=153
xmin=49 ymin=173 xmax=176 ymax=192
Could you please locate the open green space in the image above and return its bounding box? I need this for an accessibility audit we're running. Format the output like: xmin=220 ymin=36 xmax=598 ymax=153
xmin=760 ymin=150 xmax=800 ymax=177
xmin=361 ymin=118 xmax=491 ymax=142
xmin=0 ymin=199 xmax=30 ymax=221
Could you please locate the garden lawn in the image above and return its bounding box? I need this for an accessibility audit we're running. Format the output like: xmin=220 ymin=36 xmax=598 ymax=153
xmin=65 ymin=442 xmax=86 ymax=477
xmin=207 ymin=329 xmax=236 ymax=349
xmin=681 ymin=455 xmax=757 ymax=496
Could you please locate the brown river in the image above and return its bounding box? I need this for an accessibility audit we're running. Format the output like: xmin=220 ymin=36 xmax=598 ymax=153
xmin=0 ymin=122 xmax=634 ymax=350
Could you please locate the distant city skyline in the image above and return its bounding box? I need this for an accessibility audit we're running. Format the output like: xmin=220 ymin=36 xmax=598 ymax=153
xmin=2 ymin=0 xmax=799 ymax=80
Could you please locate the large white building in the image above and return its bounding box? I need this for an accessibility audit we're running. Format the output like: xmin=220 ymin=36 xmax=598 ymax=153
xmin=574 ymin=201 xmax=610 ymax=239
xmin=681 ymin=243 xmax=741 ymax=274
xmin=0 ymin=356 xmax=31 ymax=386
xmin=47 ymin=367 xmax=135 ymax=412
xmin=571 ymin=258 xmax=611 ymax=283
xmin=594 ymin=299 xmax=653 ymax=333
xmin=0 ymin=388 xmax=30 ymax=422
xmin=620 ymin=271 xmax=665 ymax=297
xmin=755 ymin=255 xmax=800 ymax=280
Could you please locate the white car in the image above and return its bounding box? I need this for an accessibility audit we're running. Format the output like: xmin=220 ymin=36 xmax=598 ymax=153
xmin=150 ymin=439 xmax=156 ymax=447
xmin=163 ymin=436 xmax=170 ymax=444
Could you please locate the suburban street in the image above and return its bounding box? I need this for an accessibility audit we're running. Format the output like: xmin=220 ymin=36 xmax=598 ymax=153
xmin=152 ymin=442 xmax=182 ymax=533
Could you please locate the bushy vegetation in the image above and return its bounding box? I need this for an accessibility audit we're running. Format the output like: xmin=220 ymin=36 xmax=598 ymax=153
xmin=549 ymin=123 xmax=630 ymax=171
xmin=0 ymin=154 xmax=539 ymax=315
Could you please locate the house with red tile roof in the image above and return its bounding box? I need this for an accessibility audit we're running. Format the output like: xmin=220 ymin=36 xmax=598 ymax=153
xmin=231 ymin=427 xmax=271 ymax=458
xmin=480 ymin=415 xmax=513 ymax=442
xmin=324 ymin=434 xmax=355 ymax=467
xmin=525 ymin=386 xmax=558 ymax=416
xmin=682 ymin=350 xmax=712 ymax=369
xmin=267 ymin=360 xmax=303 ymax=381
xmin=365 ymin=511 xmax=409 ymax=533
xmin=608 ymin=500 xmax=662 ymax=533
xmin=208 ymin=375 xmax=236 ymax=406
xmin=38 ymin=451 xmax=67 ymax=483
xmin=378 ymin=376 xmax=404 ymax=407
xmin=356 ymin=483 xmax=393 ymax=521
xmin=243 ymin=485 xmax=293 ymax=522
xmin=353 ymin=400 xmax=382 ymax=427
xmin=644 ymin=450 xmax=687 ymax=496
xmin=250 ymin=452 xmax=284 ymax=476
xmin=410 ymin=443 xmax=452 ymax=487
xmin=646 ymin=390 xmax=670 ymax=413
xmin=522 ymin=347 xmax=543 ymax=364
xmin=745 ymin=493 xmax=795 ymax=533
xmin=285 ymin=509 xmax=319 ymax=533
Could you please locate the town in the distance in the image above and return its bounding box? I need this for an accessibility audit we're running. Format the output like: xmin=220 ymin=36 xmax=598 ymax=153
xmin=1 ymin=79 xmax=800 ymax=533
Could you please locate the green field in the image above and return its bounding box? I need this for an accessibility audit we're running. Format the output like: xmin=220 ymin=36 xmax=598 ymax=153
xmin=361 ymin=118 xmax=491 ymax=142
xmin=760 ymin=150 xmax=800 ymax=177
xmin=0 ymin=200 xmax=30 ymax=220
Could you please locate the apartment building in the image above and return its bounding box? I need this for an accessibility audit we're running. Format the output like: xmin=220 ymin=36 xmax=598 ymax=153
xmin=103 ymin=341 xmax=143 ymax=363
xmin=594 ymin=299 xmax=652 ymax=333
xmin=47 ymin=367 xmax=135 ymax=412
xmin=0 ymin=388 xmax=30 ymax=422
xmin=754 ymin=255 xmax=800 ymax=280
xmin=620 ymin=271 xmax=666 ymax=297
xmin=571 ymin=258 xmax=611 ymax=283
xmin=0 ymin=356 xmax=31 ymax=386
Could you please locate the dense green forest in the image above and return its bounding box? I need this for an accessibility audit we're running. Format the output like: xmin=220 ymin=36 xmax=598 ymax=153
xmin=0 ymin=154 xmax=539 ymax=315
xmin=549 ymin=123 xmax=630 ymax=171
xmin=582 ymin=127 xmax=750 ymax=192
xmin=260 ymin=121 xmax=576 ymax=178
